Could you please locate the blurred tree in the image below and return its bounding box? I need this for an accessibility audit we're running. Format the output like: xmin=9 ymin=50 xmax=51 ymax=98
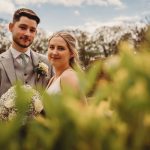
xmin=0 ymin=20 xmax=148 ymax=68
xmin=67 ymin=29 xmax=102 ymax=69
xmin=0 ymin=24 xmax=11 ymax=54
xmin=67 ymin=29 xmax=92 ymax=69
xmin=31 ymin=28 xmax=48 ymax=54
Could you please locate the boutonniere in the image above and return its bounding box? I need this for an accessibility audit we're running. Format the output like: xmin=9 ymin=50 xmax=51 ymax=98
xmin=34 ymin=62 xmax=49 ymax=79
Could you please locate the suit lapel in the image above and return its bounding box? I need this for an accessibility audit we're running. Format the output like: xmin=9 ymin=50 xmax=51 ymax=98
xmin=30 ymin=50 xmax=40 ymax=67
xmin=30 ymin=50 xmax=48 ymax=88
xmin=1 ymin=49 xmax=17 ymax=85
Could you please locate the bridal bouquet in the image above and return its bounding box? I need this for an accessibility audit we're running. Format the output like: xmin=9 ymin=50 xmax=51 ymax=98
xmin=0 ymin=85 xmax=43 ymax=121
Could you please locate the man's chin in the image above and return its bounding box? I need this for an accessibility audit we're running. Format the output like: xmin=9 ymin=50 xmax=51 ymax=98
xmin=13 ymin=39 xmax=33 ymax=49
xmin=20 ymin=45 xmax=30 ymax=48
xmin=19 ymin=43 xmax=32 ymax=48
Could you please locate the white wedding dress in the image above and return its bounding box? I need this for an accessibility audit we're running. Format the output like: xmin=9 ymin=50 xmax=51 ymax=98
xmin=46 ymin=76 xmax=61 ymax=94
xmin=46 ymin=68 xmax=74 ymax=95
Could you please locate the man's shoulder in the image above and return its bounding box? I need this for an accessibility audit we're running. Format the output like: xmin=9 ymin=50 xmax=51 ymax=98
xmin=31 ymin=50 xmax=53 ymax=75
xmin=31 ymin=50 xmax=46 ymax=57
xmin=0 ymin=51 xmax=7 ymax=56
xmin=0 ymin=50 xmax=10 ymax=60
xmin=31 ymin=50 xmax=48 ymax=63
xmin=39 ymin=54 xmax=49 ymax=65
xmin=38 ymin=53 xmax=47 ymax=59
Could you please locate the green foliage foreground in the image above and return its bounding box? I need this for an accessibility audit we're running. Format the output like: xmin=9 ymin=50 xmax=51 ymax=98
xmin=0 ymin=49 xmax=150 ymax=150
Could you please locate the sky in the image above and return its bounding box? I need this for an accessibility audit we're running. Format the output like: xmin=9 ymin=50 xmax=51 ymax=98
xmin=0 ymin=0 xmax=150 ymax=34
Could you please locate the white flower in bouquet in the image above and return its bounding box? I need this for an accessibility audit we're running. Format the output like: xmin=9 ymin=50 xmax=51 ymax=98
xmin=0 ymin=85 xmax=43 ymax=121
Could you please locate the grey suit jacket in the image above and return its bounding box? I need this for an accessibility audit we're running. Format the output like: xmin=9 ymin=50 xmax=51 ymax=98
xmin=0 ymin=49 xmax=53 ymax=97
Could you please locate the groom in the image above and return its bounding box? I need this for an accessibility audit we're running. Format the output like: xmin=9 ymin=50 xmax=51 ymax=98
xmin=0 ymin=8 xmax=53 ymax=97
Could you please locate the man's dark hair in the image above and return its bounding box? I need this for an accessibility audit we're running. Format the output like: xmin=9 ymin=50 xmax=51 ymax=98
xmin=13 ymin=8 xmax=40 ymax=24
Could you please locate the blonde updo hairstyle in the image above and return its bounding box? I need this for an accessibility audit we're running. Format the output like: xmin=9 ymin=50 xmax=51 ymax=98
xmin=48 ymin=31 xmax=80 ymax=69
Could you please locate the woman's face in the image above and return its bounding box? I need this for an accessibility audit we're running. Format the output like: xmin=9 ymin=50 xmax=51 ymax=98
xmin=48 ymin=36 xmax=73 ymax=69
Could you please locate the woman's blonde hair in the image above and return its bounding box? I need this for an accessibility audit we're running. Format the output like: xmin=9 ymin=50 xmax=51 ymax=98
xmin=48 ymin=31 xmax=81 ymax=69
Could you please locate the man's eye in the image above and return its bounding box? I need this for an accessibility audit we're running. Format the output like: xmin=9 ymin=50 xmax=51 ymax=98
xmin=20 ymin=26 xmax=26 ymax=30
xmin=30 ymin=29 xmax=36 ymax=33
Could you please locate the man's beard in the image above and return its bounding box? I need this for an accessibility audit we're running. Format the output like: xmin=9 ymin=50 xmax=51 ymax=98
xmin=13 ymin=37 xmax=33 ymax=48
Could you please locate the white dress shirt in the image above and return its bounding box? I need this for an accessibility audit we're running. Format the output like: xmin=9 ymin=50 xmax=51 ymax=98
xmin=10 ymin=46 xmax=31 ymax=66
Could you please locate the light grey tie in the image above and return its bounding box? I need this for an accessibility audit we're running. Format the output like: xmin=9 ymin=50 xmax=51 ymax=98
xmin=20 ymin=53 xmax=28 ymax=68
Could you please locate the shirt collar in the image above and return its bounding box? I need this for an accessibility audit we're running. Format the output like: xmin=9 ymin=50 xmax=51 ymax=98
xmin=10 ymin=46 xmax=31 ymax=59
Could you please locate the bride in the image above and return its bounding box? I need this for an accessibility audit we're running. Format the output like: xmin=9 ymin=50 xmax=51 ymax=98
xmin=46 ymin=31 xmax=87 ymax=104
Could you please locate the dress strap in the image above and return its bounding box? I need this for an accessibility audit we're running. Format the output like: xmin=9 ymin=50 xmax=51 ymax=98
xmin=46 ymin=76 xmax=55 ymax=89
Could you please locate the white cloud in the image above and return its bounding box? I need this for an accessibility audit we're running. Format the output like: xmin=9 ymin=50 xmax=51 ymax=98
xmin=113 ymin=16 xmax=140 ymax=23
xmin=0 ymin=0 xmax=124 ymax=14
xmin=14 ymin=0 xmax=82 ymax=6
xmin=14 ymin=0 xmax=125 ymax=8
xmin=15 ymin=0 xmax=49 ymax=5
xmin=65 ymin=20 xmax=103 ymax=33
xmin=142 ymin=11 xmax=150 ymax=15
xmin=74 ymin=10 xmax=80 ymax=16
xmin=0 ymin=0 xmax=15 ymax=14
xmin=87 ymin=0 xmax=124 ymax=8
xmin=108 ymin=0 xmax=125 ymax=8
xmin=65 ymin=15 xmax=145 ymax=33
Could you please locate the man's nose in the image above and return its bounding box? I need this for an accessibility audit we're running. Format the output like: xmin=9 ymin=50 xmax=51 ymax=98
xmin=24 ymin=29 xmax=31 ymax=36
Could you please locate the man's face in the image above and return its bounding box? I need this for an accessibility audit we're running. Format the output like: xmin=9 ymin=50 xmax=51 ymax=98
xmin=9 ymin=16 xmax=37 ymax=51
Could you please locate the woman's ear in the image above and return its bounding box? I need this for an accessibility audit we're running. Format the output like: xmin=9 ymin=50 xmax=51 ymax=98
xmin=70 ymin=51 xmax=74 ymax=58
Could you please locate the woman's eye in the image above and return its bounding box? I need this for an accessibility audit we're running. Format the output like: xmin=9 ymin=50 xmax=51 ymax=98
xmin=58 ymin=47 xmax=65 ymax=51
xmin=49 ymin=45 xmax=54 ymax=50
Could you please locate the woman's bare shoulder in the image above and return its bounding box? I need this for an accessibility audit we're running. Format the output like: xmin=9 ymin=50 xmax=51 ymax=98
xmin=61 ymin=69 xmax=79 ymax=88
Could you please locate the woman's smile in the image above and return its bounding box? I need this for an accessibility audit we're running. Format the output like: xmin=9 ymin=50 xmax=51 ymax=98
xmin=50 ymin=56 xmax=61 ymax=59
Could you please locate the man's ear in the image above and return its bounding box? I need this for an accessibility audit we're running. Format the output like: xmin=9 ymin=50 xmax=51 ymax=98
xmin=35 ymin=29 xmax=37 ymax=36
xmin=9 ymin=23 xmax=14 ymax=32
